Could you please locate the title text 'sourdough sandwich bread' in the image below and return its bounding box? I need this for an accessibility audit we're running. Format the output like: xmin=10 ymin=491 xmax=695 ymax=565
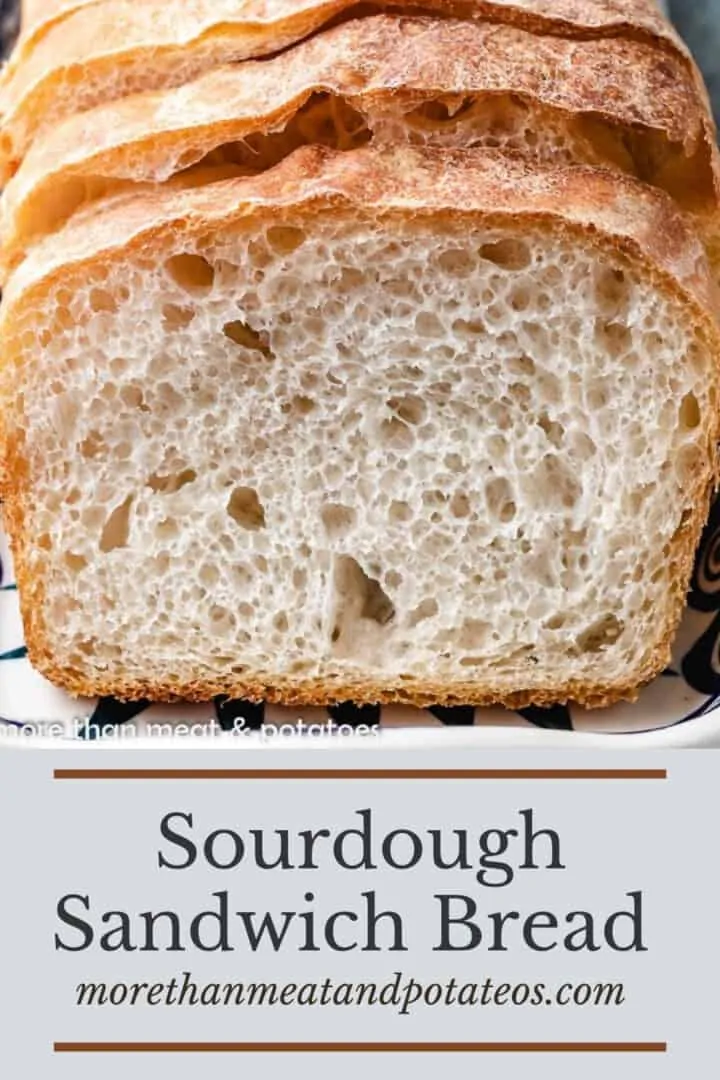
xmin=1 ymin=145 xmax=719 ymax=708
xmin=2 ymin=15 xmax=719 ymax=281
xmin=0 ymin=0 xmax=704 ymax=182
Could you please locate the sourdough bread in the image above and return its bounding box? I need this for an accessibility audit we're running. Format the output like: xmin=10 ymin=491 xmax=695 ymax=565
xmin=1 ymin=146 xmax=718 ymax=707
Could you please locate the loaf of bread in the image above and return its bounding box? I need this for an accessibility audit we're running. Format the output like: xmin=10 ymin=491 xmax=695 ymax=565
xmin=0 ymin=0 xmax=697 ymax=182
xmin=1 ymin=145 xmax=718 ymax=707
xmin=2 ymin=14 xmax=719 ymax=280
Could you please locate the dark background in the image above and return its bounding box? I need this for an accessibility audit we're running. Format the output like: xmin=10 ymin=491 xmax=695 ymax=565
xmin=670 ymin=0 xmax=720 ymax=121
xmin=0 ymin=1 xmax=718 ymax=123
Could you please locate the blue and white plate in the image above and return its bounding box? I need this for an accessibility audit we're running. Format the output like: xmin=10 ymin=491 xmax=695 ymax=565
xmin=3 ymin=500 xmax=720 ymax=746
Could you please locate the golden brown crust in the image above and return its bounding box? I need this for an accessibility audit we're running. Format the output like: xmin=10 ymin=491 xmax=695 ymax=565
xmin=12 ymin=0 xmax=690 ymax=60
xmin=2 ymin=145 xmax=719 ymax=709
xmin=3 ymin=13 xmax=718 ymax=280
xmin=7 ymin=144 xmax=716 ymax=317
xmin=0 ymin=0 xmax=698 ymax=181
xmin=17 ymin=0 xmax=683 ymax=38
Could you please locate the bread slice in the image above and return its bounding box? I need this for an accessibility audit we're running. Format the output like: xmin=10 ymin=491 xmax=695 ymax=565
xmin=0 ymin=0 xmax=697 ymax=182
xmin=3 ymin=14 xmax=719 ymax=281
xmin=1 ymin=145 xmax=718 ymax=708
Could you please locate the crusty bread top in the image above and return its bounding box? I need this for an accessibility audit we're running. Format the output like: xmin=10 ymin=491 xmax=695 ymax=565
xmin=13 ymin=0 xmax=689 ymax=51
xmin=0 ymin=0 xmax=699 ymax=177
xmin=10 ymin=14 xmax=711 ymax=167
xmin=2 ymin=13 xmax=718 ymax=280
xmin=2 ymin=145 xmax=717 ymax=336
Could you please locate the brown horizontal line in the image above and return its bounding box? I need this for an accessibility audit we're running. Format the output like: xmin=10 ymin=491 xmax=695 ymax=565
xmin=53 ymin=1042 xmax=667 ymax=1054
xmin=52 ymin=769 xmax=666 ymax=781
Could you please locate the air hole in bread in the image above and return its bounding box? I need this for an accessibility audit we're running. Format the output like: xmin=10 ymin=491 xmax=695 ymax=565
xmin=321 ymin=503 xmax=356 ymax=539
xmin=486 ymin=477 xmax=516 ymax=523
xmin=679 ymin=392 xmax=701 ymax=431
xmin=408 ymin=598 xmax=439 ymax=627
xmin=452 ymin=317 xmax=485 ymax=338
xmin=165 ymin=253 xmax=215 ymax=294
xmin=198 ymin=563 xmax=219 ymax=588
xmin=423 ymin=489 xmax=448 ymax=512
xmin=193 ymin=93 xmax=370 ymax=181
xmin=405 ymin=97 xmax=477 ymax=127
xmin=64 ymin=553 xmax=87 ymax=573
xmin=415 ymin=312 xmax=444 ymax=338
xmin=75 ymin=639 xmax=104 ymax=661
xmin=587 ymin=379 xmax=611 ymax=410
xmin=227 ymin=486 xmax=266 ymax=531
xmin=379 ymin=416 xmax=414 ymax=449
xmin=450 ymin=493 xmax=471 ymax=519
xmin=99 ymin=495 xmax=133 ymax=553
xmin=331 ymin=555 xmax=396 ymax=648
xmin=89 ymin=288 xmax=118 ymax=314
xmin=163 ymin=303 xmax=195 ymax=330
xmin=292 ymin=568 xmax=308 ymax=591
xmin=120 ymin=384 xmax=149 ymax=411
xmin=595 ymin=320 xmax=632 ymax=359
xmin=577 ymin=614 xmax=624 ymax=653
xmin=510 ymin=285 xmax=532 ymax=311
xmin=388 ymin=395 xmax=426 ymax=425
xmin=147 ymin=469 xmax=197 ymax=495
xmin=389 ymin=500 xmax=412 ymax=524
xmin=399 ymin=91 xmax=562 ymax=153
xmin=291 ymin=93 xmax=371 ymax=149
xmin=156 ymin=518 xmax=180 ymax=540
xmin=266 ymin=226 xmax=306 ymax=255
xmin=210 ymin=605 xmax=235 ymax=633
xmin=537 ymin=455 xmax=582 ymax=509
xmin=175 ymin=147 xmax=209 ymax=172
xmin=459 ymin=619 xmax=491 ymax=649
xmin=282 ymin=394 xmax=316 ymax=417
xmin=223 ymin=319 xmax=272 ymax=356
xmin=437 ymin=249 xmax=475 ymax=277
xmin=507 ymin=354 xmax=536 ymax=377
xmin=509 ymin=382 xmax=531 ymax=408
xmin=479 ymin=239 xmax=531 ymax=270
xmin=79 ymin=431 xmax=105 ymax=459
xmin=537 ymin=412 xmax=565 ymax=448
xmin=388 ymin=570 xmax=405 ymax=596
xmin=106 ymin=357 xmax=128 ymax=379
xmin=595 ymin=267 xmax=631 ymax=315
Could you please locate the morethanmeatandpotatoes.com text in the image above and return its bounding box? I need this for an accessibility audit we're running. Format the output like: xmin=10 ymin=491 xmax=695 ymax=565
xmin=73 ymin=971 xmax=626 ymax=1015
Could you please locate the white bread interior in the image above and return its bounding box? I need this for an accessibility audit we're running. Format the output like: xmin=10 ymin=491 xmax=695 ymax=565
xmin=1 ymin=147 xmax=717 ymax=707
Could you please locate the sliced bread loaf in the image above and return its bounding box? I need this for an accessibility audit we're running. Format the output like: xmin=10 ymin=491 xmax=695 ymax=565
xmin=0 ymin=0 xmax=696 ymax=182
xmin=1 ymin=145 xmax=718 ymax=708
xmin=2 ymin=14 xmax=718 ymax=280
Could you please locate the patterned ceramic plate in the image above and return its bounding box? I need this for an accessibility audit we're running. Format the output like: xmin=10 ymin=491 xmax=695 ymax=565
xmin=3 ymin=500 xmax=720 ymax=744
